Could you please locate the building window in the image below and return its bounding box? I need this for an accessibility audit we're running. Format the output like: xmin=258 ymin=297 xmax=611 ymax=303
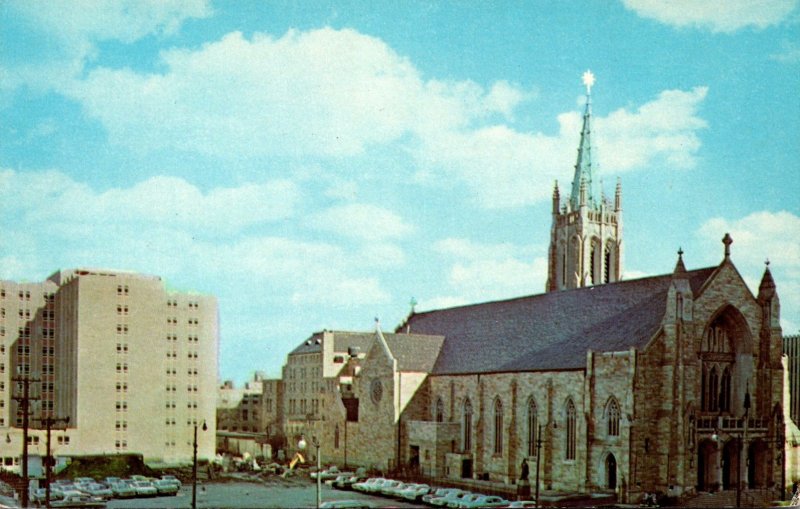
xmin=565 ymin=399 xmax=576 ymax=460
xmin=720 ymin=367 xmax=732 ymax=412
xmin=334 ymin=424 xmax=340 ymax=449
xmin=493 ymin=397 xmax=503 ymax=455
xmin=435 ymin=397 xmax=444 ymax=423
xmin=462 ymin=398 xmax=473 ymax=452
xmin=606 ymin=398 xmax=620 ymax=437
xmin=527 ymin=398 xmax=538 ymax=456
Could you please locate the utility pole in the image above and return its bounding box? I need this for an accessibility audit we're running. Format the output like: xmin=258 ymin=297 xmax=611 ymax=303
xmin=36 ymin=415 xmax=69 ymax=509
xmin=12 ymin=373 xmax=40 ymax=509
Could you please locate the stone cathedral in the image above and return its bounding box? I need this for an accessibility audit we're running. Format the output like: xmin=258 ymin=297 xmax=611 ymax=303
xmin=305 ymin=73 xmax=789 ymax=506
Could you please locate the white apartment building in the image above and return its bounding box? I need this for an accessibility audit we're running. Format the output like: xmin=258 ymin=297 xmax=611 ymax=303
xmin=0 ymin=268 xmax=218 ymax=466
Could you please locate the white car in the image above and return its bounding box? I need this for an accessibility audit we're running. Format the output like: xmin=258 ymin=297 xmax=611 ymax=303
xmin=131 ymin=480 xmax=158 ymax=497
xmin=431 ymin=490 xmax=471 ymax=507
xmin=456 ymin=494 xmax=509 ymax=508
xmin=396 ymin=483 xmax=430 ymax=501
xmin=378 ymin=480 xmax=405 ymax=496
xmin=352 ymin=478 xmax=386 ymax=493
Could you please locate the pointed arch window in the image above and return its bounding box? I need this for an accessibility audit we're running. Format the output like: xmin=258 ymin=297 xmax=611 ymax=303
xmin=607 ymin=398 xmax=620 ymax=437
xmin=435 ymin=397 xmax=444 ymax=423
xmin=334 ymin=424 xmax=340 ymax=449
xmin=527 ymin=398 xmax=538 ymax=456
xmin=604 ymin=246 xmax=612 ymax=283
xmin=462 ymin=398 xmax=473 ymax=452
xmin=720 ymin=368 xmax=731 ymax=412
xmin=706 ymin=367 xmax=719 ymax=412
xmin=493 ymin=397 xmax=503 ymax=455
xmin=566 ymin=399 xmax=577 ymax=460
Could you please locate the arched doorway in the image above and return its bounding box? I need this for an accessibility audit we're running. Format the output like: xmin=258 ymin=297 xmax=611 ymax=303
xmin=697 ymin=439 xmax=716 ymax=491
xmin=605 ymin=453 xmax=617 ymax=490
xmin=722 ymin=440 xmax=740 ymax=490
xmin=748 ymin=440 xmax=768 ymax=488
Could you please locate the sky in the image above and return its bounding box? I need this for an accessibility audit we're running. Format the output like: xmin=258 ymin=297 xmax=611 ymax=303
xmin=1 ymin=0 xmax=799 ymax=384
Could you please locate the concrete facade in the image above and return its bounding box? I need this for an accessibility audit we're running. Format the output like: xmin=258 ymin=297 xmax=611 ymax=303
xmin=0 ymin=268 xmax=218 ymax=466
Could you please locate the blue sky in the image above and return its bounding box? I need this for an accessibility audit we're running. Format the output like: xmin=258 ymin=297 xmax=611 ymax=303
xmin=1 ymin=0 xmax=799 ymax=384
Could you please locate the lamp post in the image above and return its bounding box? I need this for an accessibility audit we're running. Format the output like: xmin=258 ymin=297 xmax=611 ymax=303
xmin=299 ymin=435 xmax=322 ymax=508
xmin=192 ymin=420 xmax=207 ymax=509
xmin=534 ymin=424 xmax=543 ymax=507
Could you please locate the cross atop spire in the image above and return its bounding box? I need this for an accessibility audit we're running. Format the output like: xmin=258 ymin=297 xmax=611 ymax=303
xmin=571 ymin=70 xmax=598 ymax=210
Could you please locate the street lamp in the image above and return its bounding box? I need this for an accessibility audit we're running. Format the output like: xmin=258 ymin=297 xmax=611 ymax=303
xmin=299 ymin=435 xmax=322 ymax=508
xmin=192 ymin=420 xmax=207 ymax=509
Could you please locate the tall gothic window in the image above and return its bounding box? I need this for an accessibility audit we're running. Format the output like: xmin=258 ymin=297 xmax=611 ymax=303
xmin=435 ymin=397 xmax=444 ymax=423
xmin=590 ymin=245 xmax=597 ymax=284
xmin=720 ymin=368 xmax=731 ymax=412
xmin=705 ymin=367 xmax=719 ymax=412
xmin=604 ymin=246 xmax=612 ymax=283
xmin=462 ymin=398 xmax=473 ymax=452
xmin=607 ymin=398 xmax=620 ymax=437
xmin=527 ymin=398 xmax=538 ymax=456
xmin=334 ymin=424 xmax=340 ymax=449
xmin=493 ymin=398 xmax=503 ymax=455
xmin=566 ymin=399 xmax=576 ymax=460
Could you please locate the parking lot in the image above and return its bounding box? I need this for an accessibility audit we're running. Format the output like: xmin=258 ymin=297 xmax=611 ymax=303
xmin=104 ymin=481 xmax=422 ymax=508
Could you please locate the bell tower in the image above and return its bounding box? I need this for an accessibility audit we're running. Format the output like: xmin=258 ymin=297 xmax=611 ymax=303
xmin=546 ymin=71 xmax=623 ymax=292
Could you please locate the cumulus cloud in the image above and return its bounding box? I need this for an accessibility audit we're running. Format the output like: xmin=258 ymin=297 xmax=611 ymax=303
xmin=0 ymin=169 xmax=299 ymax=234
xmin=421 ymin=238 xmax=545 ymax=308
xmin=596 ymin=87 xmax=708 ymax=171
xmin=4 ymin=0 xmax=211 ymax=90
xmin=17 ymin=24 xmax=709 ymax=210
xmin=622 ymin=0 xmax=798 ymax=32
xmin=308 ymin=203 xmax=414 ymax=240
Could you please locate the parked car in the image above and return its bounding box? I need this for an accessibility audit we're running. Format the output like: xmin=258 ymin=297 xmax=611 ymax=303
xmin=109 ymin=482 xmax=136 ymax=499
xmin=81 ymin=484 xmax=113 ymax=500
xmin=352 ymin=477 xmax=386 ymax=493
xmin=310 ymin=466 xmax=339 ymax=480
xmin=448 ymin=493 xmax=482 ymax=508
xmin=73 ymin=477 xmax=95 ymax=485
xmin=130 ymin=480 xmax=157 ymax=497
xmin=31 ymin=487 xmax=64 ymax=506
xmin=423 ymin=487 xmax=457 ymax=505
xmin=430 ymin=489 xmax=472 ymax=507
xmin=457 ymin=494 xmax=509 ymax=508
xmin=103 ymin=477 xmax=120 ymax=486
xmin=327 ymin=474 xmax=351 ymax=487
xmin=397 ymin=483 xmax=432 ymax=501
xmin=333 ymin=475 xmax=367 ymax=490
xmin=506 ymin=502 xmax=538 ymax=508
xmin=50 ymin=494 xmax=106 ymax=508
xmin=160 ymin=475 xmax=182 ymax=488
xmin=379 ymin=480 xmax=406 ymax=496
xmin=154 ymin=480 xmax=180 ymax=496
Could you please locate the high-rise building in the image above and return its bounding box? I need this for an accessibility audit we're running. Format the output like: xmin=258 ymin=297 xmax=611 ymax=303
xmin=0 ymin=268 xmax=218 ymax=465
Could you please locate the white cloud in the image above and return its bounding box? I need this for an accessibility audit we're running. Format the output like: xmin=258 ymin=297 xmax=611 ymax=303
xmin=5 ymin=0 xmax=211 ymax=90
xmin=428 ymin=238 xmax=546 ymax=305
xmin=37 ymin=26 xmax=707 ymax=210
xmin=771 ymin=41 xmax=800 ymax=63
xmin=596 ymin=87 xmax=708 ymax=171
xmin=0 ymin=170 xmax=299 ymax=234
xmin=697 ymin=210 xmax=800 ymax=332
xmin=623 ymin=0 xmax=798 ymax=32
xmin=308 ymin=203 xmax=414 ymax=241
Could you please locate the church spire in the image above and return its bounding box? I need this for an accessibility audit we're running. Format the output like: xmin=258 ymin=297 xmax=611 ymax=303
xmin=571 ymin=70 xmax=597 ymax=210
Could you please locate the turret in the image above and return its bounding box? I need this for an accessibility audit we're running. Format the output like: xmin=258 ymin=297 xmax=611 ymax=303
xmin=552 ymin=181 xmax=560 ymax=214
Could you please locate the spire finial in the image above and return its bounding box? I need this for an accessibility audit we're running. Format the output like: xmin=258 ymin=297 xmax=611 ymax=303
xmin=722 ymin=233 xmax=733 ymax=259
xmin=678 ymin=247 xmax=684 ymax=259
xmin=765 ymin=258 xmax=770 ymax=267
xmin=409 ymin=297 xmax=417 ymax=314
xmin=582 ymin=70 xmax=595 ymax=95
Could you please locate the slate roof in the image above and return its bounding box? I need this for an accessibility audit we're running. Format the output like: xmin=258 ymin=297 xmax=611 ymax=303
xmin=381 ymin=333 xmax=445 ymax=372
xmin=398 ymin=267 xmax=717 ymax=375
xmin=288 ymin=330 xmax=445 ymax=373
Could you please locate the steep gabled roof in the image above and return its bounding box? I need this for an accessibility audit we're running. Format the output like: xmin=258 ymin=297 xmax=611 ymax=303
xmin=399 ymin=267 xmax=716 ymax=375
xmin=382 ymin=333 xmax=445 ymax=372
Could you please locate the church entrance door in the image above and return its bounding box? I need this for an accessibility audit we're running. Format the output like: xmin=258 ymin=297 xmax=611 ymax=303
xmin=722 ymin=440 xmax=740 ymax=490
xmin=605 ymin=453 xmax=617 ymax=490
xmin=697 ymin=440 xmax=716 ymax=491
